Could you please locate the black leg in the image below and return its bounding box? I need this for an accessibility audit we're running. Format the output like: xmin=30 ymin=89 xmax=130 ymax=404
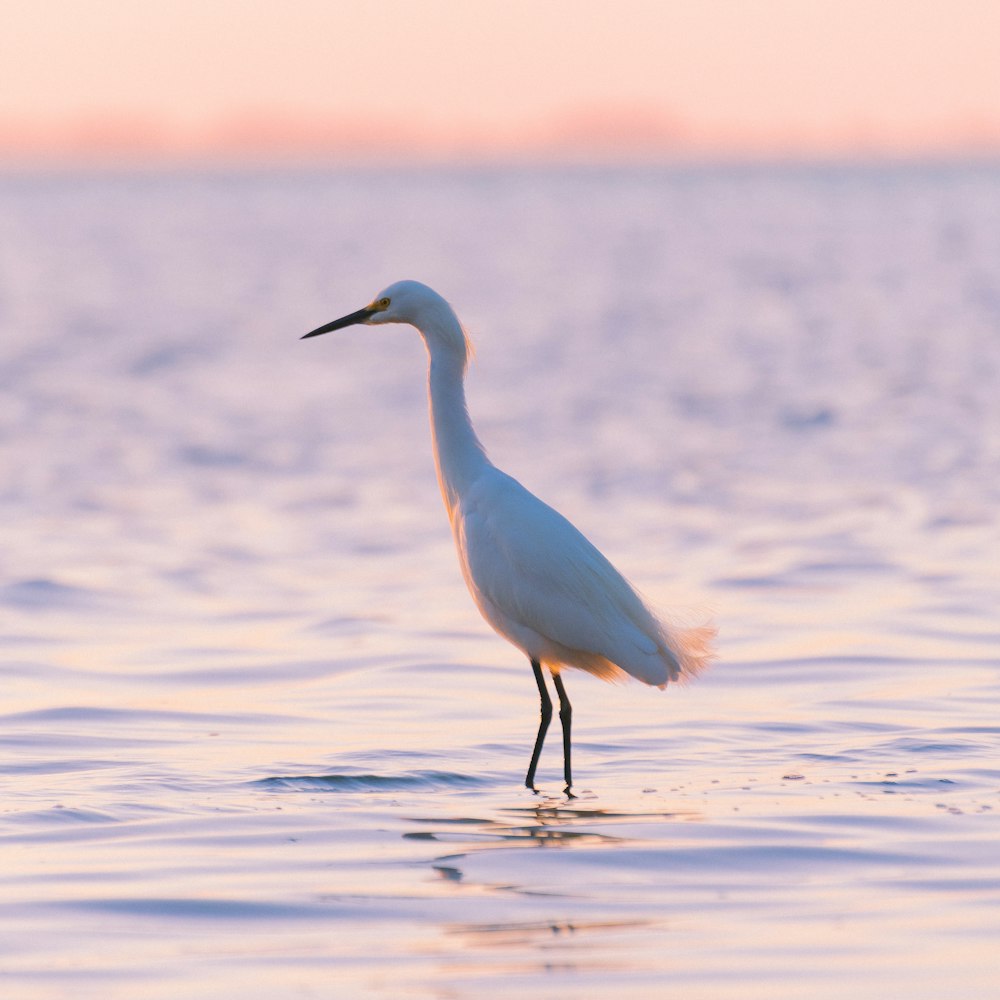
xmin=525 ymin=659 xmax=552 ymax=789
xmin=553 ymin=673 xmax=573 ymax=793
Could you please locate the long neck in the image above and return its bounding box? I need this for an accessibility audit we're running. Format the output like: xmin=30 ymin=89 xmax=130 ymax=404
xmin=427 ymin=345 xmax=490 ymax=520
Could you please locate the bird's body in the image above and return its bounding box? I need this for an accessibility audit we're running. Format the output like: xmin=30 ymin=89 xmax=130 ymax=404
xmin=304 ymin=280 xmax=715 ymax=791
xmin=456 ymin=469 xmax=699 ymax=687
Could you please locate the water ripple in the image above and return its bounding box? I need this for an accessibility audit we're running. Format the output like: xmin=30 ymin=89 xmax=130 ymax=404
xmin=255 ymin=771 xmax=485 ymax=792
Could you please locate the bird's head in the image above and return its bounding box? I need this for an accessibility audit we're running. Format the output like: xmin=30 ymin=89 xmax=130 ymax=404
xmin=303 ymin=279 xmax=448 ymax=334
xmin=303 ymin=279 xmax=472 ymax=365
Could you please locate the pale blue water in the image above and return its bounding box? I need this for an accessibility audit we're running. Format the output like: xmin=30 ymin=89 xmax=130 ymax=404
xmin=1 ymin=165 xmax=999 ymax=998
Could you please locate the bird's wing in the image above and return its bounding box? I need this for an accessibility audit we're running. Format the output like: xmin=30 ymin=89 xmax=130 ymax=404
xmin=456 ymin=471 xmax=664 ymax=675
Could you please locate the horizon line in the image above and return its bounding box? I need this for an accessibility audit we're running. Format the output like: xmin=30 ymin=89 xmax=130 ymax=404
xmin=3 ymin=108 xmax=1000 ymax=168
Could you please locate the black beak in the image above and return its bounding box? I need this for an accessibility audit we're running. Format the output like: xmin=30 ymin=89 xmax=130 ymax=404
xmin=301 ymin=306 xmax=374 ymax=339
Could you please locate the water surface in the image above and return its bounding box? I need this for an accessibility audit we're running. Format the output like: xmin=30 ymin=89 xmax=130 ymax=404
xmin=1 ymin=164 xmax=999 ymax=998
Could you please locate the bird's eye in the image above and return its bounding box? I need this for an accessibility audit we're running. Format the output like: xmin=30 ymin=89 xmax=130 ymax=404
xmin=378 ymin=297 xmax=391 ymax=309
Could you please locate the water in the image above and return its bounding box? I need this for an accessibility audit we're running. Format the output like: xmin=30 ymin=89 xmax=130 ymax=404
xmin=1 ymin=164 xmax=999 ymax=998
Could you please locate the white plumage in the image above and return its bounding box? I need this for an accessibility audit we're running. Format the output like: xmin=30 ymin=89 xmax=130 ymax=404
xmin=304 ymin=279 xmax=715 ymax=791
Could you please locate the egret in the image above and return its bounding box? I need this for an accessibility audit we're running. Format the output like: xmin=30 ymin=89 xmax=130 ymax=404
xmin=303 ymin=280 xmax=715 ymax=792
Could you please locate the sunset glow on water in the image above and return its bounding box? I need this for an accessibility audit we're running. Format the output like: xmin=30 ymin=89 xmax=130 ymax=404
xmin=2 ymin=165 xmax=999 ymax=997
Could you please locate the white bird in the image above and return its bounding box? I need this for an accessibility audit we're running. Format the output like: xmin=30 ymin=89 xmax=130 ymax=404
xmin=303 ymin=280 xmax=715 ymax=792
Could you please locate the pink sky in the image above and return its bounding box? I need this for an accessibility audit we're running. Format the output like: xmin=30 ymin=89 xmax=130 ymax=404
xmin=3 ymin=0 xmax=1000 ymax=163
